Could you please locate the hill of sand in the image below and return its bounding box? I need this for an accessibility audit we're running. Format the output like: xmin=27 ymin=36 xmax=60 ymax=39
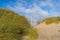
xmin=35 ymin=19 xmax=60 ymax=40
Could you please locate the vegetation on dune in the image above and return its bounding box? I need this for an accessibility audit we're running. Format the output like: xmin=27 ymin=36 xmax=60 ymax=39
xmin=44 ymin=17 xmax=60 ymax=24
xmin=0 ymin=8 xmax=37 ymax=40
xmin=39 ymin=17 xmax=60 ymax=24
xmin=37 ymin=17 xmax=60 ymax=24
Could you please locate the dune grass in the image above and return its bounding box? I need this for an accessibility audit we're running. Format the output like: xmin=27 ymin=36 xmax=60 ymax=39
xmin=0 ymin=8 xmax=38 ymax=40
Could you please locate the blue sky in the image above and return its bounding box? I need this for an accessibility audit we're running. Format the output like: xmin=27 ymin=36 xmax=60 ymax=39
xmin=0 ymin=0 xmax=60 ymax=26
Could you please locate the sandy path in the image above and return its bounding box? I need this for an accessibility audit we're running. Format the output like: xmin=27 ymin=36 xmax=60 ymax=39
xmin=35 ymin=22 xmax=60 ymax=40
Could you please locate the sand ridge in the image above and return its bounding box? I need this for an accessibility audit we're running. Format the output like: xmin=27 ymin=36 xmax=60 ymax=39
xmin=35 ymin=22 xmax=60 ymax=40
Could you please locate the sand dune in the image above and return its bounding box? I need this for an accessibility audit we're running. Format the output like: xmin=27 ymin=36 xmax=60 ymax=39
xmin=35 ymin=22 xmax=60 ymax=40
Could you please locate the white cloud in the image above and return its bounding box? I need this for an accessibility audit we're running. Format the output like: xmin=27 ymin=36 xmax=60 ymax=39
xmin=7 ymin=1 xmax=49 ymax=26
xmin=39 ymin=0 xmax=54 ymax=8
